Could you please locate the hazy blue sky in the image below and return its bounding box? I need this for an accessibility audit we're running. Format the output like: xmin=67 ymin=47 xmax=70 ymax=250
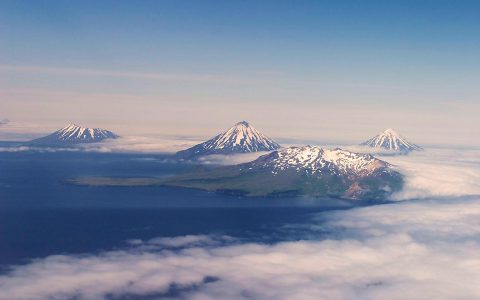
xmin=0 ymin=0 xmax=479 ymax=145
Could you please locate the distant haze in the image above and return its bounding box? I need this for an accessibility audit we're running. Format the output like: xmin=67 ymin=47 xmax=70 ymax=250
xmin=1 ymin=1 xmax=479 ymax=146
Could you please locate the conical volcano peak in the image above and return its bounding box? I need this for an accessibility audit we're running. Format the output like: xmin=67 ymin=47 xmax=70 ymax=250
xmin=383 ymin=128 xmax=397 ymax=135
xmin=235 ymin=121 xmax=250 ymax=127
xmin=64 ymin=123 xmax=80 ymax=129
xmin=28 ymin=123 xmax=119 ymax=146
xmin=176 ymin=121 xmax=281 ymax=158
xmin=361 ymin=128 xmax=422 ymax=152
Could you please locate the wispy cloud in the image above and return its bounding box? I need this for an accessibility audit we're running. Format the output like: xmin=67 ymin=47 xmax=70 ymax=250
xmin=0 ymin=65 xmax=266 ymax=85
xmin=81 ymin=136 xmax=202 ymax=154
xmin=0 ymin=135 xmax=202 ymax=153
xmin=197 ymin=152 xmax=270 ymax=165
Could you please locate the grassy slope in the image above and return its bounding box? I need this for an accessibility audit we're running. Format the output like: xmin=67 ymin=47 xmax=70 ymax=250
xmin=162 ymin=166 xmax=355 ymax=197
xmin=70 ymin=165 xmax=403 ymax=200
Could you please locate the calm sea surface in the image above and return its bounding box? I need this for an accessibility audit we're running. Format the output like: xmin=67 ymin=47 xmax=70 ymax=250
xmin=0 ymin=150 xmax=353 ymax=269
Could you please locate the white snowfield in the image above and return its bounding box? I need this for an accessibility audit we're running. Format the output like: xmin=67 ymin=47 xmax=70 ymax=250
xmin=255 ymin=146 xmax=389 ymax=176
xmin=204 ymin=121 xmax=280 ymax=151
xmin=361 ymin=128 xmax=422 ymax=152
xmin=29 ymin=123 xmax=119 ymax=145
xmin=177 ymin=121 xmax=280 ymax=157
xmin=56 ymin=124 xmax=118 ymax=141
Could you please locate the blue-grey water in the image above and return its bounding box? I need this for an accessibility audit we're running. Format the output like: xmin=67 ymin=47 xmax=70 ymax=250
xmin=0 ymin=150 xmax=353 ymax=269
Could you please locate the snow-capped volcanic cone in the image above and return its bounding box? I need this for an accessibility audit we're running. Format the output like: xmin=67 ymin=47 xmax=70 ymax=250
xmin=166 ymin=146 xmax=403 ymax=200
xmin=176 ymin=121 xmax=280 ymax=159
xmin=361 ymin=128 xmax=422 ymax=152
xmin=28 ymin=123 xmax=119 ymax=146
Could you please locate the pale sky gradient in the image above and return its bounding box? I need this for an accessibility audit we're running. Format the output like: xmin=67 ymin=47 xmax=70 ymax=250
xmin=1 ymin=0 xmax=479 ymax=146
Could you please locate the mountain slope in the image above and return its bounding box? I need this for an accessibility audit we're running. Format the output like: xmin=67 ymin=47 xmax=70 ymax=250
xmin=176 ymin=121 xmax=280 ymax=158
xmin=166 ymin=146 xmax=403 ymax=200
xmin=361 ymin=128 xmax=422 ymax=152
xmin=28 ymin=124 xmax=119 ymax=146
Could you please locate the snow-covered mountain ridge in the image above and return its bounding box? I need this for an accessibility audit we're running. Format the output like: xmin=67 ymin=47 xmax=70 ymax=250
xmin=166 ymin=145 xmax=403 ymax=199
xmin=177 ymin=121 xmax=280 ymax=158
xmin=29 ymin=123 xmax=119 ymax=146
xmin=248 ymin=146 xmax=390 ymax=176
xmin=361 ymin=128 xmax=422 ymax=152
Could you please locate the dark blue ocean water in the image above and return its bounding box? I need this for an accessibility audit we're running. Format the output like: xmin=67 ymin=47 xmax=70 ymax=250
xmin=0 ymin=151 xmax=352 ymax=269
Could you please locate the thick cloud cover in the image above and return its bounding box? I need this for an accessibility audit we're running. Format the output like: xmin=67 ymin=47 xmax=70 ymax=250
xmin=340 ymin=145 xmax=480 ymax=200
xmin=1 ymin=197 xmax=480 ymax=300
xmin=384 ymin=148 xmax=480 ymax=200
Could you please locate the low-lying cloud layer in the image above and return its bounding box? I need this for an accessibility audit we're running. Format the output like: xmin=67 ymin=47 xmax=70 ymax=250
xmin=196 ymin=152 xmax=270 ymax=165
xmin=83 ymin=136 xmax=202 ymax=153
xmin=339 ymin=145 xmax=480 ymax=201
xmin=1 ymin=197 xmax=480 ymax=300
xmin=0 ymin=135 xmax=201 ymax=153
xmin=384 ymin=148 xmax=480 ymax=200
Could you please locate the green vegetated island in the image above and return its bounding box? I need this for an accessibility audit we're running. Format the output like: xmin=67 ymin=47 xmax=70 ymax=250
xmin=70 ymin=146 xmax=403 ymax=201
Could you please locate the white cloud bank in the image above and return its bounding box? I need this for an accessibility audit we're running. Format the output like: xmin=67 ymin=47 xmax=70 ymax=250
xmin=82 ymin=136 xmax=202 ymax=154
xmin=383 ymin=148 xmax=480 ymax=200
xmin=1 ymin=197 xmax=480 ymax=300
xmin=0 ymin=136 xmax=202 ymax=154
